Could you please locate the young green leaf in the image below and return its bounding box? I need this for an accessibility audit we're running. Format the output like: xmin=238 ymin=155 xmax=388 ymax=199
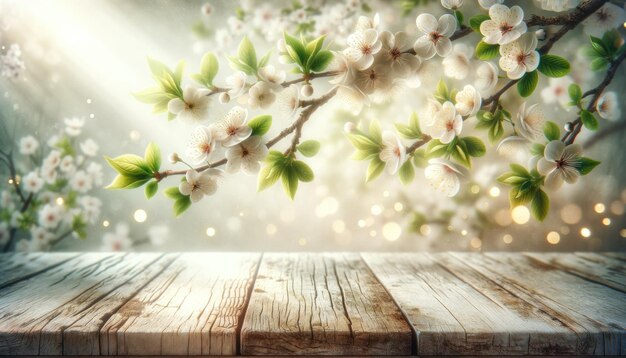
xmin=293 ymin=160 xmax=314 ymax=182
xmin=530 ymin=189 xmax=549 ymax=221
xmin=475 ymin=41 xmax=500 ymax=60
xmin=469 ymin=14 xmax=490 ymax=32
xmin=538 ymin=55 xmax=570 ymax=78
xmin=517 ymin=70 xmax=538 ymax=97
xmin=248 ymin=114 xmax=272 ymax=136
xmin=237 ymin=36 xmax=257 ymax=72
xmin=543 ymin=121 xmax=560 ymax=141
xmin=580 ymin=110 xmax=598 ymax=130
xmin=144 ymin=142 xmax=161 ymax=173
xmin=462 ymin=137 xmax=486 ymax=157
xmin=257 ymin=162 xmax=283 ymax=191
xmin=106 ymin=175 xmax=151 ymax=190
xmin=145 ymin=180 xmax=158 ymax=199
xmin=394 ymin=112 xmax=422 ymax=139
xmin=308 ymin=50 xmax=334 ymax=72
xmin=193 ymin=52 xmax=219 ymax=87
xmin=576 ymin=157 xmax=600 ymax=175
xmin=281 ymin=165 xmax=299 ymax=199
xmin=398 ymin=160 xmax=415 ymax=185
xmin=366 ymin=158 xmax=385 ymax=183
xmin=297 ymin=140 xmax=320 ymax=157
xmin=105 ymin=155 xmax=152 ymax=178
xmin=568 ymin=83 xmax=582 ymax=105
xmin=590 ymin=57 xmax=609 ymax=71
xmin=173 ymin=196 xmax=192 ymax=217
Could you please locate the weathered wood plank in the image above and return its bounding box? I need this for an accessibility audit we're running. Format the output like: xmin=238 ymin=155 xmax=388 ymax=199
xmin=455 ymin=252 xmax=626 ymax=355
xmin=525 ymin=252 xmax=626 ymax=293
xmin=100 ymin=253 xmax=260 ymax=356
xmin=0 ymin=253 xmax=170 ymax=356
xmin=241 ymin=253 xmax=412 ymax=356
xmin=0 ymin=253 xmax=80 ymax=289
xmin=362 ymin=253 xmax=587 ymax=355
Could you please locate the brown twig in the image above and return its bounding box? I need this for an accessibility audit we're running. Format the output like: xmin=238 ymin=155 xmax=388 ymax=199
xmin=405 ymin=135 xmax=432 ymax=155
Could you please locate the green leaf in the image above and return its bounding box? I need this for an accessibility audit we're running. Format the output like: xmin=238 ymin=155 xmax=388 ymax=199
xmin=173 ymin=196 xmax=192 ymax=217
xmin=257 ymin=162 xmax=283 ymax=191
xmin=538 ymin=55 xmax=570 ymax=78
xmin=297 ymin=140 xmax=320 ymax=157
xmin=462 ymin=137 xmax=486 ymax=157
xmin=308 ymin=50 xmax=333 ymax=72
xmin=194 ymin=52 xmax=219 ymax=87
xmin=590 ymin=36 xmax=609 ymax=57
xmin=543 ymin=121 xmax=561 ymax=141
xmin=147 ymin=57 xmax=172 ymax=78
xmin=590 ymin=57 xmax=609 ymax=71
xmin=293 ymin=160 xmax=314 ymax=182
xmin=580 ymin=110 xmax=598 ymax=130
xmin=145 ymin=180 xmax=158 ymax=199
xmin=412 ymin=149 xmax=428 ymax=168
xmin=454 ymin=10 xmax=464 ymax=25
xmin=395 ymin=112 xmax=422 ymax=139
xmin=369 ymin=120 xmax=382 ymax=144
xmin=106 ymin=175 xmax=150 ymax=189
xmin=576 ymin=157 xmax=600 ymax=175
xmin=281 ymin=166 xmax=299 ymax=199
xmin=530 ymin=189 xmax=549 ymax=221
xmin=487 ymin=120 xmax=505 ymax=142
xmin=248 ymin=114 xmax=272 ymax=136
xmin=469 ymin=14 xmax=490 ymax=32
xmin=284 ymin=32 xmax=308 ymax=67
xmin=164 ymin=186 xmax=185 ymax=200
xmin=510 ymin=163 xmax=531 ymax=177
xmin=258 ymin=51 xmax=272 ymax=68
xmin=568 ymin=83 xmax=582 ymax=105
xmin=517 ymin=70 xmax=538 ymax=97
xmin=366 ymin=158 xmax=385 ymax=183
xmin=530 ymin=143 xmax=545 ymax=156
xmin=144 ymin=142 xmax=161 ymax=173
xmin=434 ymin=79 xmax=451 ymax=103
xmin=347 ymin=133 xmax=381 ymax=151
xmin=475 ymin=41 xmax=499 ymax=60
xmin=105 ymin=155 xmax=152 ymax=178
xmin=237 ymin=36 xmax=257 ymax=72
xmin=398 ymin=160 xmax=415 ymax=185
xmin=452 ymin=143 xmax=471 ymax=167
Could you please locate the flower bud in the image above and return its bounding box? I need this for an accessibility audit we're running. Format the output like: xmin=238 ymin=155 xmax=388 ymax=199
xmin=169 ymin=153 xmax=180 ymax=164
xmin=535 ymin=29 xmax=546 ymax=41
xmin=201 ymin=3 xmax=213 ymax=16
xmin=564 ymin=122 xmax=573 ymax=132
xmin=301 ymin=84 xmax=314 ymax=97
xmin=343 ymin=122 xmax=357 ymax=133
xmin=219 ymin=92 xmax=230 ymax=104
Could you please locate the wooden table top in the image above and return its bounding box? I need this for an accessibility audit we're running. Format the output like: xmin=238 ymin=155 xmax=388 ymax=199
xmin=0 ymin=252 xmax=624 ymax=356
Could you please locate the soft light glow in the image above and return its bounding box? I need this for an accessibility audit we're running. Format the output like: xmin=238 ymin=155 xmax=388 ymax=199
xmin=489 ymin=187 xmax=500 ymax=197
xmin=265 ymin=224 xmax=277 ymax=236
xmin=546 ymin=231 xmax=560 ymax=244
xmin=55 ymin=197 xmax=64 ymax=205
xmin=86 ymin=98 xmax=92 ymax=104
xmin=394 ymin=202 xmax=403 ymax=211
xmin=102 ymin=220 xmax=110 ymax=227
xmin=315 ymin=197 xmax=339 ymax=218
xmin=357 ymin=219 xmax=366 ymax=228
xmin=602 ymin=218 xmax=611 ymax=226
xmin=502 ymin=234 xmax=513 ymax=244
xmin=580 ymin=227 xmax=591 ymax=238
xmin=382 ymin=222 xmax=401 ymax=241
xmin=620 ymin=229 xmax=626 ymax=238
xmin=461 ymin=229 xmax=468 ymax=236
xmin=298 ymin=237 xmax=307 ymax=246
xmin=206 ymin=227 xmax=216 ymax=237
xmin=369 ymin=230 xmax=377 ymax=237
xmin=512 ymin=206 xmax=530 ymax=224
xmin=470 ymin=237 xmax=482 ymax=249
xmin=611 ymin=201 xmax=625 ymax=215
xmin=129 ymin=130 xmax=141 ymax=141
xmin=420 ymin=224 xmax=431 ymax=236
xmin=332 ymin=220 xmax=346 ymax=233
xmin=370 ymin=205 xmax=383 ymax=216
xmin=495 ymin=209 xmax=513 ymax=226
xmin=470 ymin=185 xmax=480 ymax=194
xmin=594 ymin=203 xmax=605 ymax=213
xmin=560 ymin=204 xmax=582 ymax=224
xmin=133 ymin=209 xmax=147 ymax=223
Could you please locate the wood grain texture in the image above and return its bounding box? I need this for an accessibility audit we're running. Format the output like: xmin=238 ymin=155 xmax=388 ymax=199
xmin=0 ymin=253 xmax=80 ymax=289
xmin=0 ymin=253 xmax=170 ymax=356
xmin=362 ymin=253 xmax=588 ymax=355
xmin=240 ymin=253 xmax=412 ymax=356
xmin=100 ymin=253 xmax=261 ymax=356
xmin=525 ymin=252 xmax=626 ymax=293
xmin=455 ymin=252 xmax=626 ymax=355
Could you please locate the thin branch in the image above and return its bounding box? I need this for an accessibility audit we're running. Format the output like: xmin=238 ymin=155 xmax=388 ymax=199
xmin=49 ymin=230 xmax=74 ymax=248
xmin=405 ymin=135 xmax=432 ymax=155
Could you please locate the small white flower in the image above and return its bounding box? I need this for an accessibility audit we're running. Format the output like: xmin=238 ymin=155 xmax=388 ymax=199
xmin=475 ymin=62 xmax=499 ymax=92
xmin=582 ymin=3 xmax=626 ymax=37
xmin=345 ymin=29 xmax=382 ymax=70
xmin=329 ymin=51 xmax=358 ymax=86
xmin=19 ymin=136 xmax=39 ymax=155
xmin=354 ymin=65 xmax=391 ymax=95
xmin=214 ymin=106 xmax=252 ymax=147
xmin=441 ymin=0 xmax=463 ymax=10
xmin=22 ymin=171 xmax=44 ymax=193
xmin=15 ymin=239 xmax=31 ymax=252
xmin=64 ymin=117 xmax=85 ymax=137
xmin=377 ymin=31 xmax=421 ymax=77
xmin=167 ymin=86 xmax=211 ymax=122
xmin=101 ymin=223 xmax=133 ymax=252
xmin=30 ymin=226 xmax=53 ymax=246
xmin=225 ymin=136 xmax=268 ymax=174
xmin=499 ymin=33 xmax=539 ymax=79
xmin=428 ymin=101 xmax=463 ymax=144
xmin=276 ymin=84 xmax=300 ymax=117
xmin=480 ymin=4 xmax=527 ymax=45
xmin=39 ymin=204 xmax=62 ymax=229
xmin=79 ymin=195 xmax=102 ymax=223
xmin=379 ymin=130 xmax=406 ymax=175
xmin=442 ymin=43 xmax=473 ymax=80
xmin=226 ymin=71 xmax=248 ymax=98
xmin=540 ymin=76 xmax=572 ymax=106
xmin=596 ymin=92 xmax=621 ymax=121
xmin=148 ymin=225 xmax=169 ymax=246
xmin=179 ymin=169 xmax=221 ymax=202
xmin=201 ymin=2 xmax=213 ymax=16
xmin=478 ymin=0 xmax=503 ymax=9
xmin=515 ymin=102 xmax=545 ymax=141
xmin=355 ymin=13 xmax=380 ymax=31
xmin=41 ymin=167 xmax=58 ymax=185
xmin=186 ymin=125 xmax=217 ymax=164
xmin=414 ymin=13 xmax=457 ymax=59
xmin=425 ymin=158 xmax=469 ymax=197
xmin=454 ymin=85 xmax=482 ymax=117
xmin=59 ymin=155 xmax=76 ymax=174
xmin=248 ymin=81 xmax=276 ymax=109
xmin=70 ymin=170 xmax=93 ymax=193
xmin=86 ymin=162 xmax=103 ymax=186
xmin=258 ymin=65 xmax=286 ymax=91
xmin=537 ymin=140 xmax=582 ymax=190
xmin=80 ymin=139 xmax=99 ymax=157
xmin=43 ymin=150 xmax=62 ymax=170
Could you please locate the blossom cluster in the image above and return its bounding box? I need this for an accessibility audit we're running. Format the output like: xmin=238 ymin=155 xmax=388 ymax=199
xmin=1 ymin=43 xmax=25 ymax=79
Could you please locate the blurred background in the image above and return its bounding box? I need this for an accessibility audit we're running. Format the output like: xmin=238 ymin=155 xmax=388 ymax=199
xmin=0 ymin=0 xmax=625 ymax=252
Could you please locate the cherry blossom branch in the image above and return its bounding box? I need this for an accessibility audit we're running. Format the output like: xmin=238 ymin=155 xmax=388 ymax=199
xmin=49 ymin=229 xmax=74 ymax=248
xmin=563 ymin=50 xmax=626 ymax=145
xmin=157 ymin=87 xmax=339 ymax=180
xmin=405 ymin=135 xmax=432 ymax=155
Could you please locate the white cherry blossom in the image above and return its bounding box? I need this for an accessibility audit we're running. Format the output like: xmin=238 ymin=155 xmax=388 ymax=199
xmin=596 ymin=92 xmax=621 ymax=121
xmin=179 ymin=169 xmax=221 ymax=202
xmin=70 ymin=170 xmax=93 ymax=193
xmin=499 ymin=33 xmax=539 ymax=79
xmin=30 ymin=226 xmax=53 ymax=248
xmin=354 ymin=65 xmax=391 ymax=95
xmin=276 ymin=84 xmax=300 ymax=117
xmin=480 ymin=5 xmax=527 ymax=45
xmin=214 ymin=106 xmax=252 ymax=147
xmin=345 ymin=29 xmax=382 ymax=70
xmin=80 ymin=139 xmax=99 ymax=157
xmin=535 ymin=0 xmax=579 ymax=12
xmin=475 ymin=62 xmax=499 ymax=92
xmin=454 ymin=85 xmax=482 ymax=117
xmin=515 ymin=102 xmax=545 ymax=141
xmin=540 ymin=76 xmax=572 ymax=106
xmin=425 ymin=158 xmax=469 ymax=197
xmin=428 ymin=101 xmax=463 ymax=144
xmin=59 ymin=155 xmax=76 ymax=174
xmin=167 ymin=86 xmax=211 ymax=122
xmin=537 ymin=140 xmax=582 ymax=190
xmin=355 ymin=13 xmax=380 ymax=31
xmin=64 ymin=117 xmax=85 ymax=137
xmin=258 ymin=65 xmax=286 ymax=91
xmin=248 ymin=81 xmax=276 ymax=109
xmin=86 ymin=162 xmax=103 ymax=186
xmin=19 ymin=136 xmax=39 ymax=155
xmin=226 ymin=71 xmax=248 ymax=98
xmin=442 ymin=43 xmax=473 ymax=80
xmin=39 ymin=204 xmax=62 ymax=229
xmin=377 ymin=31 xmax=421 ymax=77
xmin=441 ymin=0 xmax=463 ymax=10
xmin=23 ymin=171 xmax=44 ymax=193
xmin=478 ymin=0 xmax=503 ymax=9
xmin=413 ymin=13 xmax=457 ymax=59
xmin=101 ymin=223 xmax=132 ymax=252
xmin=582 ymin=3 xmax=626 ymax=37
xmin=225 ymin=136 xmax=269 ymax=174
xmin=379 ymin=131 xmax=406 ymax=175
xmin=186 ymin=125 xmax=217 ymax=164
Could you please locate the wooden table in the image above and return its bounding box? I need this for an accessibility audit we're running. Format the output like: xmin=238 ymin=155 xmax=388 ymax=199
xmin=0 ymin=252 xmax=624 ymax=356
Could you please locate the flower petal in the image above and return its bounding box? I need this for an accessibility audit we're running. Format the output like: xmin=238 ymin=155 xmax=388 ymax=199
xmin=438 ymin=14 xmax=457 ymax=37
xmin=544 ymin=140 xmax=565 ymax=161
xmin=416 ymin=13 xmax=438 ymax=34
xmin=435 ymin=38 xmax=452 ymax=57
xmin=413 ymin=37 xmax=436 ymax=59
